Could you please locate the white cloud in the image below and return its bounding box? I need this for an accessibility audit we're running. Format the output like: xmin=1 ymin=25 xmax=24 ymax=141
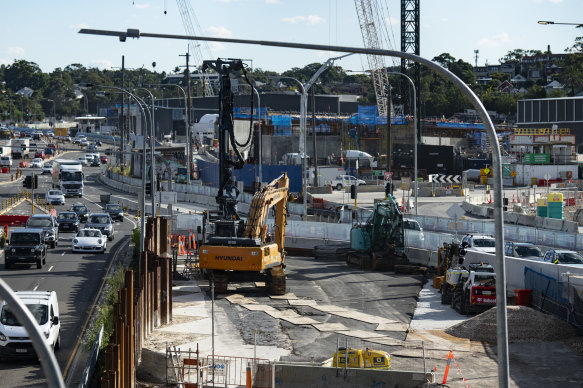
xmin=478 ymin=32 xmax=510 ymax=48
xmin=384 ymin=16 xmax=399 ymax=26
xmin=7 ymin=46 xmax=24 ymax=56
xmin=282 ymin=15 xmax=325 ymax=26
xmin=440 ymin=17 xmax=449 ymax=23
xmin=207 ymin=26 xmax=232 ymax=38
xmin=133 ymin=3 xmax=150 ymax=8
xmin=69 ymin=23 xmax=90 ymax=30
xmin=87 ymin=59 xmax=115 ymax=70
xmin=209 ymin=42 xmax=226 ymax=52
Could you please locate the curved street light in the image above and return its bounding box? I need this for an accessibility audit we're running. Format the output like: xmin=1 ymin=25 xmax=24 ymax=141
xmin=538 ymin=20 xmax=583 ymax=27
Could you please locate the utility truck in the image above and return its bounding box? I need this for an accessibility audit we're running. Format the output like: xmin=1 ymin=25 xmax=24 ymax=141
xmin=441 ymin=262 xmax=496 ymax=315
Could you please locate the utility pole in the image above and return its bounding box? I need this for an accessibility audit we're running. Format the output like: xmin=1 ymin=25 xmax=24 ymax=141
xmin=312 ymin=88 xmax=318 ymax=187
xmin=121 ymin=56 xmax=126 ymax=167
xmin=179 ymin=51 xmax=192 ymax=184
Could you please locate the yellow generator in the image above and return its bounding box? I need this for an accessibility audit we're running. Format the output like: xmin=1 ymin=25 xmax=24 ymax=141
xmin=199 ymin=173 xmax=289 ymax=295
xmin=332 ymin=347 xmax=391 ymax=370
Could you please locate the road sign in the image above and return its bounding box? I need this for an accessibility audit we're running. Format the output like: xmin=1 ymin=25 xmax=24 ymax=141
xmin=383 ymin=171 xmax=393 ymax=181
xmin=544 ymin=173 xmax=551 ymax=181
xmin=503 ymin=164 xmax=511 ymax=177
xmin=510 ymin=171 xmax=517 ymax=178
xmin=431 ymin=174 xmax=461 ymax=184
xmin=483 ymin=167 xmax=490 ymax=175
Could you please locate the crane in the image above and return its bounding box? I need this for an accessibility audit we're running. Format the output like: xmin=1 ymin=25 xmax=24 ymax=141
xmin=353 ymin=0 xmax=395 ymax=117
xmin=175 ymin=0 xmax=215 ymax=96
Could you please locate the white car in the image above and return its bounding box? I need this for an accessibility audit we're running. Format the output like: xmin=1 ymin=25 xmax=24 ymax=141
xmin=45 ymin=189 xmax=65 ymax=206
xmin=42 ymin=162 xmax=53 ymax=175
xmin=80 ymin=139 xmax=89 ymax=147
xmin=72 ymin=228 xmax=107 ymax=253
xmin=30 ymin=158 xmax=44 ymax=169
xmin=331 ymin=175 xmax=366 ymax=190
xmin=77 ymin=156 xmax=88 ymax=166
xmin=0 ymin=156 xmax=12 ymax=167
xmin=460 ymin=234 xmax=496 ymax=254
xmin=0 ymin=291 xmax=61 ymax=354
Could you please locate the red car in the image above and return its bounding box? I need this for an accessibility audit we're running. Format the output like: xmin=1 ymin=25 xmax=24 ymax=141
xmin=34 ymin=150 xmax=45 ymax=160
xmin=100 ymin=155 xmax=108 ymax=164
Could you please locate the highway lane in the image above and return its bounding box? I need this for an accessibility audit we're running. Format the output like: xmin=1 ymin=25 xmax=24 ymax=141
xmin=0 ymin=153 xmax=137 ymax=387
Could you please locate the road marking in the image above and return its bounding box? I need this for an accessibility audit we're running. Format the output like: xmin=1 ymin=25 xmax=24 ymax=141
xmin=47 ymin=266 xmax=53 ymax=272
xmin=33 ymin=284 xmax=39 ymax=291
xmin=61 ymin=252 xmax=65 ymax=256
xmin=62 ymin=237 xmax=130 ymax=381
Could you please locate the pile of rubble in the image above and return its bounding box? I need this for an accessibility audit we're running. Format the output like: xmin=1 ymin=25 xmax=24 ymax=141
xmin=446 ymin=306 xmax=579 ymax=343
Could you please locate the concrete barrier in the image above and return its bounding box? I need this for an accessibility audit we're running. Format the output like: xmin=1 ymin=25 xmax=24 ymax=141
xmin=405 ymin=247 xmax=437 ymax=267
xmin=273 ymin=364 xmax=433 ymax=388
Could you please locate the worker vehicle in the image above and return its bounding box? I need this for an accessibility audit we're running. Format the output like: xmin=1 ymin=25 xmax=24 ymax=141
xmin=331 ymin=347 xmax=391 ymax=370
xmin=0 ymin=290 xmax=61 ymax=357
xmin=198 ymin=58 xmax=290 ymax=295
xmin=442 ymin=263 xmax=496 ymax=315
xmin=346 ymin=194 xmax=407 ymax=270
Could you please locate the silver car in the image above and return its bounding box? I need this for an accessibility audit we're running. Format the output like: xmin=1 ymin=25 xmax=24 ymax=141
xmin=84 ymin=213 xmax=114 ymax=241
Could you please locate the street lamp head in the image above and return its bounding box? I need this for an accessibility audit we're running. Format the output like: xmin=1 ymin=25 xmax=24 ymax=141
xmin=538 ymin=20 xmax=554 ymax=25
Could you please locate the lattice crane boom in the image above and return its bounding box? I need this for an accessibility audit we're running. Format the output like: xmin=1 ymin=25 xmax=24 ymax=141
xmin=176 ymin=0 xmax=214 ymax=97
xmin=354 ymin=0 xmax=391 ymax=116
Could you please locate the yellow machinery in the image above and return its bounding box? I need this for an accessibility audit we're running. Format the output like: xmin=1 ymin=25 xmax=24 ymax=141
xmin=331 ymin=347 xmax=391 ymax=370
xmin=199 ymin=173 xmax=289 ymax=295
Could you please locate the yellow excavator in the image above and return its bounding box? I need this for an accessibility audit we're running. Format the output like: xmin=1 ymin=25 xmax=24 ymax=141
xmin=199 ymin=173 xmax=289 ymax=295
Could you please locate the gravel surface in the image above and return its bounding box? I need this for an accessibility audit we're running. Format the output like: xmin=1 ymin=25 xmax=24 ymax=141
xmin=446 ymin=306 xmax=579 ymax=343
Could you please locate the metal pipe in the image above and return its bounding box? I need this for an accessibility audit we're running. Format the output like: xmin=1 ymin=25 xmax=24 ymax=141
xmin=0 ymin=279 xmax=65 ymax=388
xmin=386 ymin=71 xmax=417 ymax=214
xmin=78 ymin=28 xmax=509 ymax=387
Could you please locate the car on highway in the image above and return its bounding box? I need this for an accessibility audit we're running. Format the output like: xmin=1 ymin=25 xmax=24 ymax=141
xmin=331 ymin=175 xmax=366 ymax=191
xmin=95 ymin=140 xmax=102 ymax=147
xmin=56 ymin=211 xmax=80 ymax=233
xmin=90 ymin=157 xmax=100 ymax=167
xmin=41 ymin=162 xmax=53 ymax=175
xmin=3 ymin=228 xmax=47 ymax=269
xmin=44 ymin=147 xmax=54 ymax=156
xmin=30 ymin=158 xmax=43 ymax=169
xmin=460 ymin=234 xmax=496 ymax=254
xmin=103 ymin=203 xmax=124 ymax=222
xmin=100 ymin=155 xmax=108 ymax=164
xmin=70 ymin=203 xmax=90 ymax=222
xmin=72 ymin=228 xmax=107 ymax=253
xmin=47 ymin=143 xmax=57 ymax=149
xmin=25 ymin=215 xmax=59 ymax=248
xmin=84 ymin=213 xmax=115 ymax=241
xmin=77 ymin=156 xmax=88 ymax=166
xmin=0 ymin=156 xmax=12 ymax=167
xmin=543 ymin=249 xmax=583 ymax=265
xmin=45 ymin=189 xmax=65 ymax=206
xmin=32 ymin=131 xmax=42 ymax=140
xmin=0 ymin=290 xmax=61 ymax=356
xmin=87 ymin=143 xmax=97 ymax=151
xmin=80 ymin=139 xmax=89 ymax=147
xmin=34 ymin=150 xmax=45 ymax=160
xmin=64 ymin=136 xmax=72 ymax=143
xmin=504 ymin=242 xmax=544 ymax=261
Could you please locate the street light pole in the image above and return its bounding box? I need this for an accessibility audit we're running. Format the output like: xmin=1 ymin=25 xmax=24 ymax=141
xmin=386 ymin=71 xmax=418 ymax=215
xmin=135 ymin=88 xmax=156 ymax=217
xmin=538 ymin=20 xmax=583 ymax=27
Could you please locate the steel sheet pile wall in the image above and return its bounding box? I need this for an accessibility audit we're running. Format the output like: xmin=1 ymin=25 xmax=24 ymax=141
xmin=101 ymin=216 xmax=173 ymax=387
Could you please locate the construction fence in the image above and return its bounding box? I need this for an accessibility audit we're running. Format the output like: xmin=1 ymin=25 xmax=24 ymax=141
xmin=101 ymin=216 xmax=173 ymax=387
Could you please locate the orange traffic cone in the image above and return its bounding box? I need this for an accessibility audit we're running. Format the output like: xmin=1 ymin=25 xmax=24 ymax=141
xmin=442 ymin=351 xmax=454 ymax=384
xmin=489 ymin=195 xmax=492 ymax=204
xmin=512 ymin=195 xmax=515 ymax=203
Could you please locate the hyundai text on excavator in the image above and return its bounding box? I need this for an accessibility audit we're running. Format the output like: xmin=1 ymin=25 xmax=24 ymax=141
xmin=197 ymin=58 xmax=290 ymax=295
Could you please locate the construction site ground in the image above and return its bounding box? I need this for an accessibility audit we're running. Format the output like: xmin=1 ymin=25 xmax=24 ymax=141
xmin=134 ymin=253 xmax=583 ymax=388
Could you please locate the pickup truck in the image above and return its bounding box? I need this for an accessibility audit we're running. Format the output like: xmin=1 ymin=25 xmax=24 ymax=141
xmin=331 ymin=175 xmax=366 ymax=190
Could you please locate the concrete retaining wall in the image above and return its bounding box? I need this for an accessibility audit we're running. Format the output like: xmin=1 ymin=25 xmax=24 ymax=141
xmin=273 ymin=364 xmax=433 ymax=388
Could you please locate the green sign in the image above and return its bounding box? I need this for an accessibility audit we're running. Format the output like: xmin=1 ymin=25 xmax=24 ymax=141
xmin=524 ymin=153 xmax=550 ymax=164
xmin=371 ymin=170 xmax=384 ymax=177
xmin=503 ymin=164 xmax=511 ymax=177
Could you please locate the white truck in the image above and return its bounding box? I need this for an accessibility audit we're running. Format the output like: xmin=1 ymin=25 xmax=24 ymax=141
xmin=52 ymin=159 xmax=84 ymax=197
xmin=12 ymin=139 xmax=30 ymax=159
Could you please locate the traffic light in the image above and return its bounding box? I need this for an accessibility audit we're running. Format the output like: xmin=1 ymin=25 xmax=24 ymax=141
xmin=350 ymin=184 xmax=357 ymax=200
xmin=385 ymin=182 xmax=391 ymax=198
xmin=34 ymin=175 xmax=38 ymax=189
xmin=145 ymin=182 xmax=151 ymax=196
xmin=21 ymin=145 xmax=25 ymax=151
xmin=23 ymin=175 xmax=32 ymax=189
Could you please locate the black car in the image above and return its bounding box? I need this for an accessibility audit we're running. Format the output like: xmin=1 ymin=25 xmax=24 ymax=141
xmin=4 ymin=228 xmax=47 ymax=269
xmin=95 ymin=140 xmax=102 ymax=146
xmin=103 ymin=203 xmax=124 ymax=222
xmin=70 ymin=203 xmax=90 ymax=223
xmin=56 ymin=211 xmax=80 ymax=232
xmin=90 ymin=157 xmax=100 ymax=167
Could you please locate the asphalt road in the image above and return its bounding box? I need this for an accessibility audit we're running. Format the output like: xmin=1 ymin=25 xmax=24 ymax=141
xmin=0 ymin=144 xmax=137 ymax=387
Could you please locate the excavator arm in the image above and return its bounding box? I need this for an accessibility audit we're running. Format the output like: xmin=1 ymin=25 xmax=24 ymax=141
xmin=244 ymin=173 xmax=289 ymax=252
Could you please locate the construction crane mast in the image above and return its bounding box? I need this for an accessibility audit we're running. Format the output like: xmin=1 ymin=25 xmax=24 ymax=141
xmin=175 ymin=0 xmax=214 ymax=96
xmin=354 ymin=0 xmax=391 ymax=117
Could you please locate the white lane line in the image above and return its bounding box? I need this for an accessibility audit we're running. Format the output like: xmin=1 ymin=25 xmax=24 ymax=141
xmin=33 ymin=284 xmax=39 ymax=291
xmin=48 ymin=266 xmax=54 ymax=272
xmin=61 ymin=252 xmax=65 ymax=256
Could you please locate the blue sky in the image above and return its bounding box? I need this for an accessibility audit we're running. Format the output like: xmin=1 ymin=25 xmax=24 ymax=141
xmin=0 ymin=0 xmax=580 ymax=75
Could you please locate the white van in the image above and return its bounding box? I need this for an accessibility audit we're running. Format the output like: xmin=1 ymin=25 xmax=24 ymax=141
xmin=0 ymin=290 xmax=61 ymax=356
xmin=0 ymin=155 xmax=12 ymax=167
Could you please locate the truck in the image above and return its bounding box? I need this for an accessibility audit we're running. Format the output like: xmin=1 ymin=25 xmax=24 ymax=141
xmin=331 ymin=347 xmax=391 ymax=370
xmin=12 ymin=138 xmax=29 ymax=159
xmin=441 ymin=262 xmax=496 ymax=315
xmin=52 ymin=159 xmax=84 ymax=197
